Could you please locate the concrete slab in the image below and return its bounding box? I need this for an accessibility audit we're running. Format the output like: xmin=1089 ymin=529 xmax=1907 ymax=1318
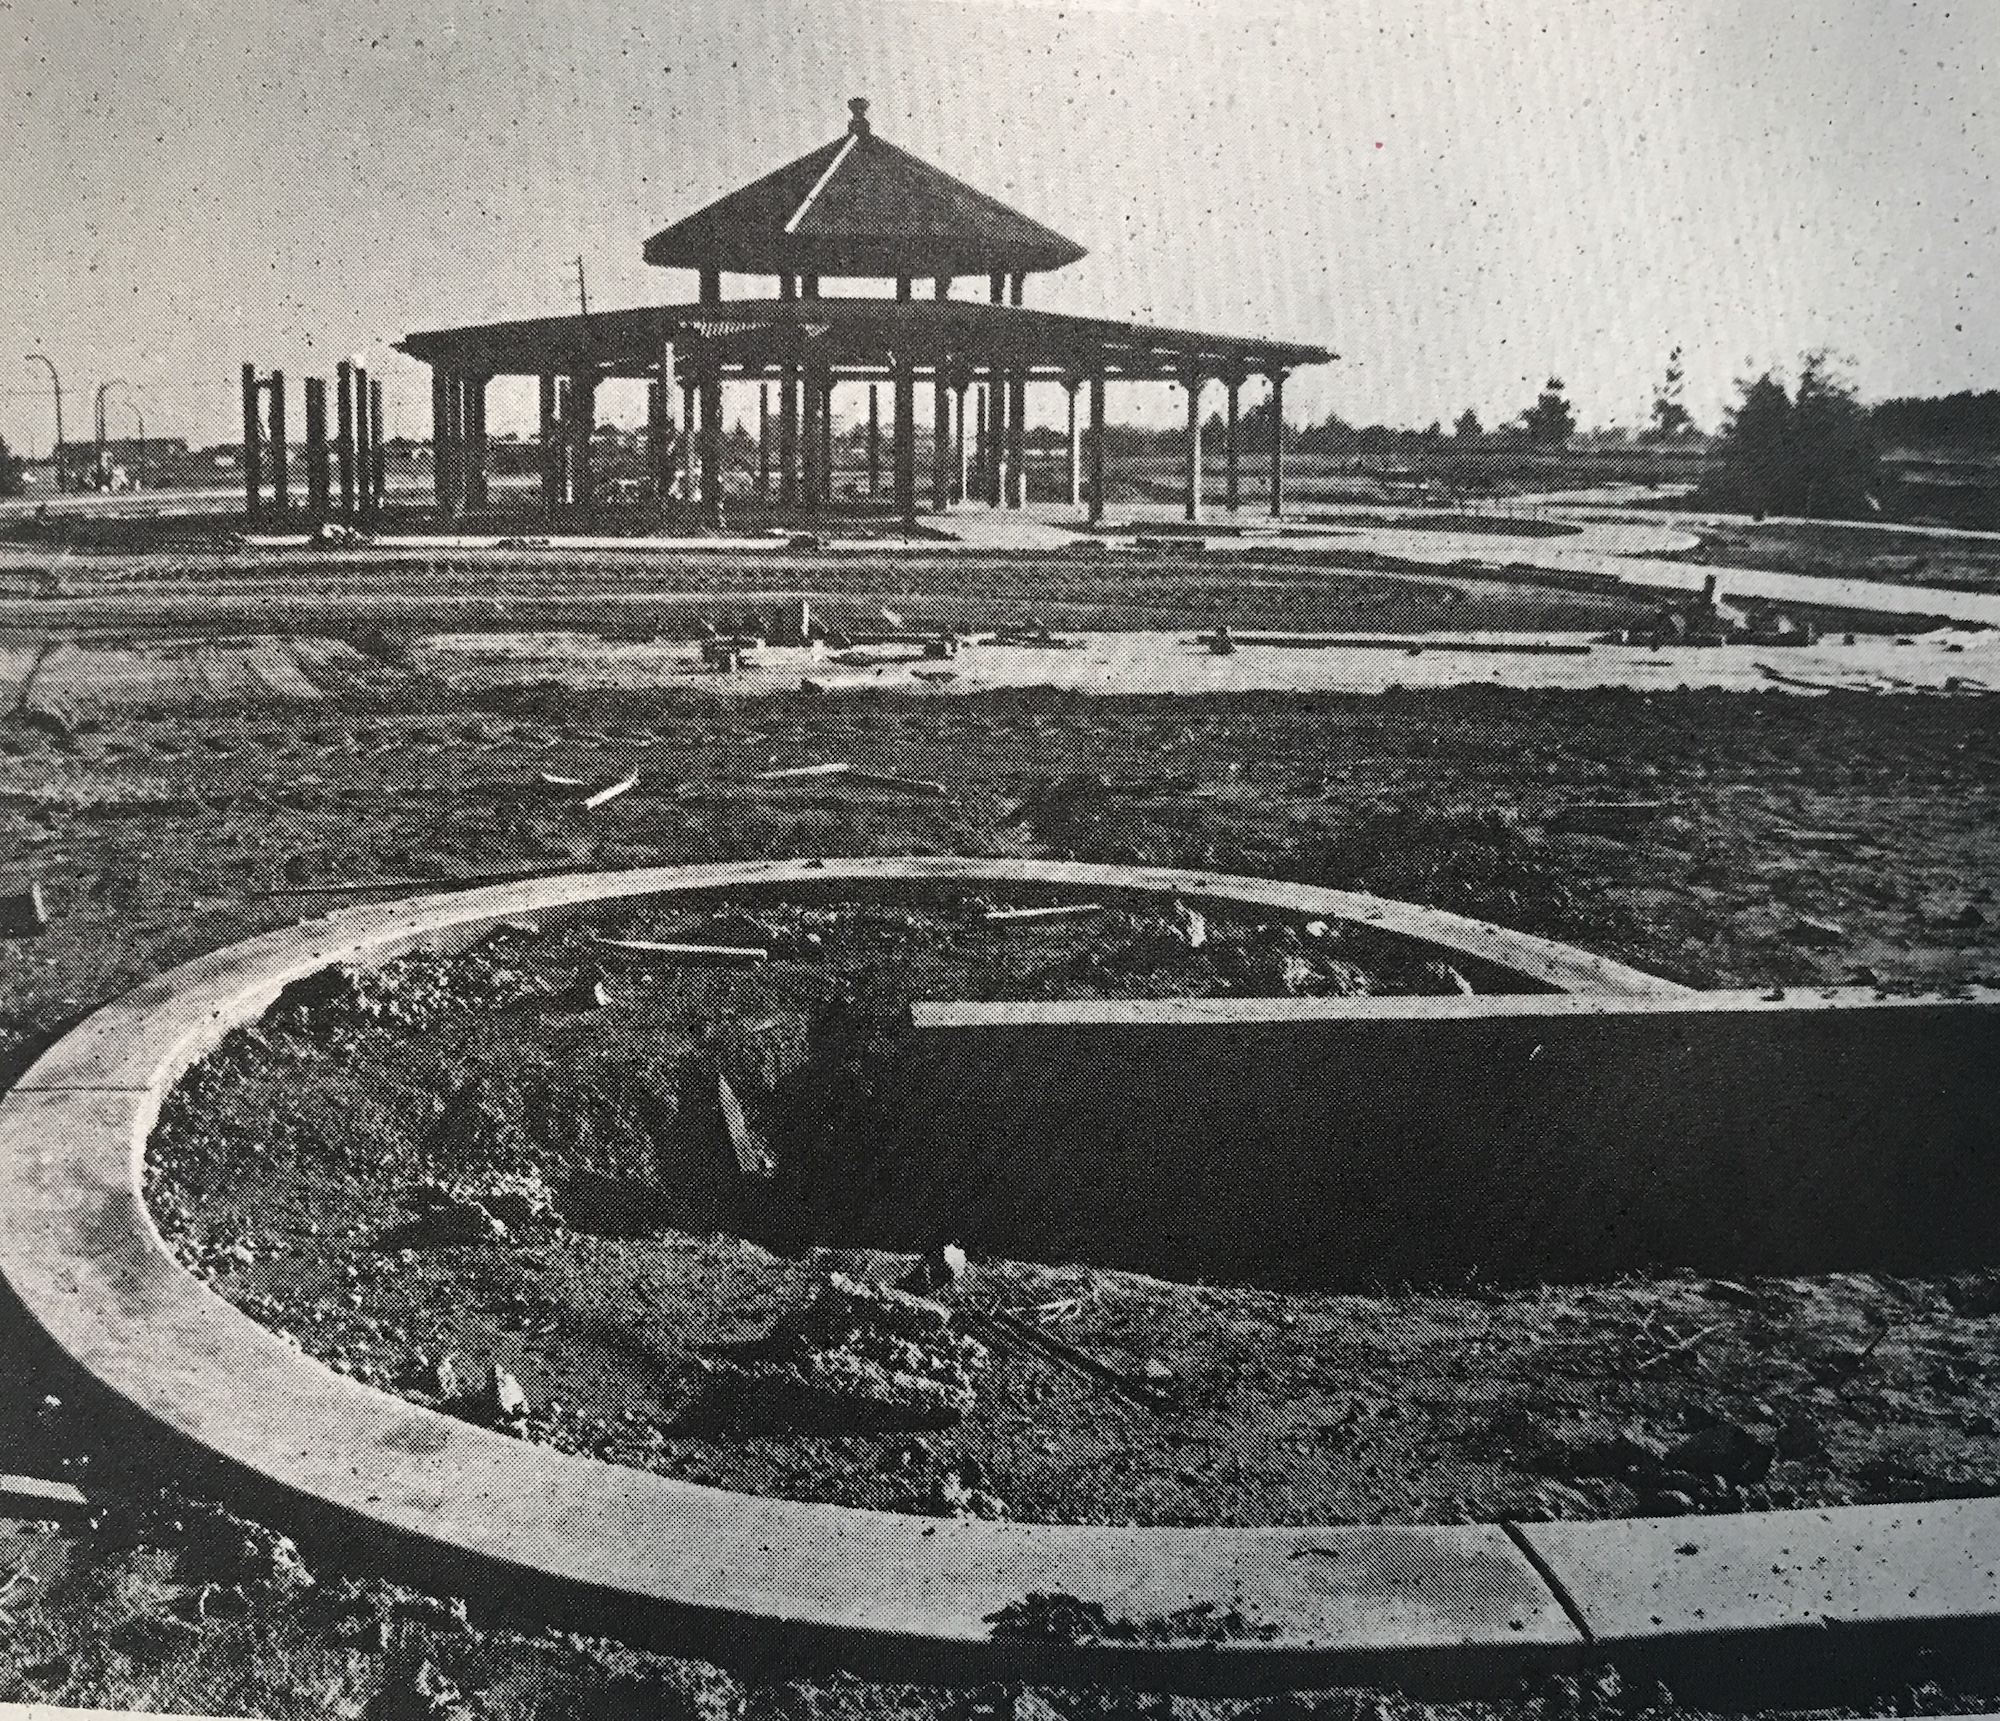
xmin=1519 ymin=1502 xmax=2000 ymax=1700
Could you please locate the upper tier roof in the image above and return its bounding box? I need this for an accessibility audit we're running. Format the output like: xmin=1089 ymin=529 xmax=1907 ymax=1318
xmin=641 ymin=99 xmax=1088 ymax=280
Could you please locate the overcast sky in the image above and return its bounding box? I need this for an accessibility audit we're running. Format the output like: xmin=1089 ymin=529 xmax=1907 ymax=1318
xmin=3 ymin=0 xmax=1994 ymax=448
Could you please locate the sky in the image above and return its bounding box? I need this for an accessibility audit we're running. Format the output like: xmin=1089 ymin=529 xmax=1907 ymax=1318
xmin=3 ymin=0 xmax=1995 ymax=449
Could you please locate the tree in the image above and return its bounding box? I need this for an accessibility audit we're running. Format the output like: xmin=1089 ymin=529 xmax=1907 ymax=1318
xmin=1520 ymin=378 xmax=1576 ymax=445
xmin=0 ymin=434 xmax=22 ymax=499
xmin=1706 ymin=352 xmax=1880 ymax=518
xmin=1453 ymin=408 xmax=1483 ymax=439
xmin=1648 ymin=347 xmax=1694 ymax=440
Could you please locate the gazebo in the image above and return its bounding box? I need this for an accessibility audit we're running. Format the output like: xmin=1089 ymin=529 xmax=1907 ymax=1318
xmin=395 ymin=99 xmax=1333 ymax=527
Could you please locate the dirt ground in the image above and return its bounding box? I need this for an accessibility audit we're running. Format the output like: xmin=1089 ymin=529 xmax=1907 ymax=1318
xmin=4 ymin=676 xmax=2000 ymax=1716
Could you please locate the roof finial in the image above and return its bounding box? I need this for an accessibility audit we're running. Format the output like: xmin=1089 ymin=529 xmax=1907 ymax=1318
xmin=847 ymin=97 xmax=871 ymax=138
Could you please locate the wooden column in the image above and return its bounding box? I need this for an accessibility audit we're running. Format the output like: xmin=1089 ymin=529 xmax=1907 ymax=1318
xmin=241 ymin=362 xmax=261 ymax=519
xmin=681 ymin=376 xmax=700 ymax=503
xmin=932 ymin=278 xmax=952 ymax=511
xmin=268 ymin=370 xmax=288 ymax=517
xmin=304 ymin=377 xmax=329 ymax=519
xmin=338 ymin=361 xmax=359 ymax=518
xmin=1007 ymin=273 xmax=1026 ymax=508
xmin=954 ymin=378 xmax=970 ymax=505
xmin=460 ymin=375 xmax=487 ymax=512
xmin=974 ymin=382 xmax=990 ymax=506
xmin=569 ymin=373 xmax=595 ymax=511
xmin=369 ymin=378 xmax=386 ymax=515
xmin=1007 ymin=370 xmax=1026 ymax=509
xmin=757 ymin=384 xmax=770 ymax=498
xmin=1225 ymin=372 xmax=1242 ymax=513
xmin=893 ymin=355 xmax=916 ymax=527
xmin=779 ymin=276 xmax=798 ymax=505
xmin=355 ymin=365 xmax=374 ymax=519
xmin=1183 ymin=366 xmax=1204 ymax=524
xmin=1065 ymin=376 xmax=1081 ymax=509
xmin=819 ymin=375 xmax=834 ymax=506
xmin=700 ymin=363 xmax=723 ymax=526
xmin=1268 ymin=370 xmax=1286 ymax=519
xmin=989 ymin=371 xmax=1008 ymax=507
xmin=867 ymin=384 xmax=881 ymax=498
xmin=538 ymin=374 xmax=559 ymax=515
xmin=801 ymin=365 xmax=823 ymax=515
xmin=1087 ymin=369 xmax=1107 ymax=527
xmin=986 ymin=272 xmax=1004 ymax=508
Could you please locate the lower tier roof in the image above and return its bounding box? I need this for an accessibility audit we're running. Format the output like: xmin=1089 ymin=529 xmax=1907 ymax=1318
xmin=396 ymin=296 xmax=1332 ymax=383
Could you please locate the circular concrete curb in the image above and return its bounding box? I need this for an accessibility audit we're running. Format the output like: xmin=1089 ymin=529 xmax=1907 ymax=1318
xmin=3 ymin=859 xmax=1995 ymax=1700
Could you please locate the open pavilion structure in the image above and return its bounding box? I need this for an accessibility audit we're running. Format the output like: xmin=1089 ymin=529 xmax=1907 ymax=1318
xmin=395 ymin=99 xmax=1333 ymax=528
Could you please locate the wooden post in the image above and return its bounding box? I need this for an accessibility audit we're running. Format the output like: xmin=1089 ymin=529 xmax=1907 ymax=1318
xmin=1225 ymin=373 xmax=1241 ymax=513
xmin=820 ymin=375 xmax=834 ymax=506
xmin=700 ymin=364 xmax=723 ymax=526
xmin=801 ymin=366 xmax=822 ymax=516
xmin=351 ymin=365 xmax=370 ymax=519
xmin=1087 ymin=369 xmax=1106 ymax=527
xmin=647 ymin=374 xmax=666 ymax=500
xmin=973 ymin=382 xmax=988 ymax=505
xmin=338 ymin=361 xmax=357 ymax=519
xmin=867 ymin=384 xmax=881 ymax=498
xmin=779 ymin=276 xmax=798 ymax=505
xmin=1183 ymin=366 xmax=1204 ymax=524
xmin=1065 ymin=376 xmax=1081 ymax=510
xmin=893 ymin=356 xmax=916 ymax=528
xmin=369 ymin=378 xmax=386 ymax=515
xmin=538 ymin=374 xmax=559 ymax=515
xmin=681 ymin=376 xmax=699 ymax=503
xmin=239 ymin=362 xmax=260 ymax=516
xmin=268 ymin=370 xmax=288 ymax=516
xmin=988 ymin=371 xmax=1006 ymax=507
xmin=932 ymin=277 xmax=952 ymax=512
xmin=954 ymin=379 xmax=970 ymax=505
xmin=1008 ymin=370 xmax=1026 ymax=509
xmin=757 ymin=383 xmax=770 ymax=498
xmin=1268 ymin=370 xmax=1286 ymax=519
xmin=461 ymin=374 xmax=487 ymax=512
xmin=304 ymin=377 xmax=329 ymax=519
xmin=1007 ymin=273 xmax=1026 ymax=507
xmin=570 ymin=373 xmax=595 ymax=512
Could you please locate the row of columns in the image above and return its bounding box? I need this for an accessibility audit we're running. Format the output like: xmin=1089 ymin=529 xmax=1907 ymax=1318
xmin=423 ymin=355 xmax=1287 ymax=527
xmin=241 ymin=359 xmax=383 ymax=522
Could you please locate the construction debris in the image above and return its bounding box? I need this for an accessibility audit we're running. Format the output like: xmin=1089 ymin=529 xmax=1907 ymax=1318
xmin=1172 ymin=899 xmax=1208 ymax=948
xmin=707 ymin=1272 xmax=989 ymax=1428
xmin=485 ymin=1362 xmax=529 ymax=1425
xmin=980 ymin=902 xmax=1105 ymax=925
xmin=714 ymin=1071 xmax=773 ymax=1177
xmin=899 ymin=1242 xmax=969 ymax=1293
xmin=0 ymin=881 xmax=47 ymax=937
xmin=847 ymin=767 xmax=952 ymax=798
xmin=581 ymin=773 xmax=640 ymax=811
xmin=590 ymin=935 xmax=769 ymax=965
xmin=753 ymin=761 xmax=852 ymax=782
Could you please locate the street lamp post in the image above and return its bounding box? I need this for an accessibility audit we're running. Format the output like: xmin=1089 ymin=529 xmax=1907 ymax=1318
xmin=24 ymin=355 xmax=64 ymax=491
xmin=128 ymin=402 xmax=145 ymax=489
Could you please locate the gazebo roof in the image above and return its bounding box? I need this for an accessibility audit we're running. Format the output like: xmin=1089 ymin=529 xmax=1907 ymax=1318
xmin=397 ymin=296 xmax=1331 ymax=383
xmin=641 ymin=99 xmax=1087 ymax=280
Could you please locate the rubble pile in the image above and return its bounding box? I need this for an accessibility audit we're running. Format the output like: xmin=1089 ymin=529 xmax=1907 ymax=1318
xmin=708 ymin=1272 xmax=989 ymax=1429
